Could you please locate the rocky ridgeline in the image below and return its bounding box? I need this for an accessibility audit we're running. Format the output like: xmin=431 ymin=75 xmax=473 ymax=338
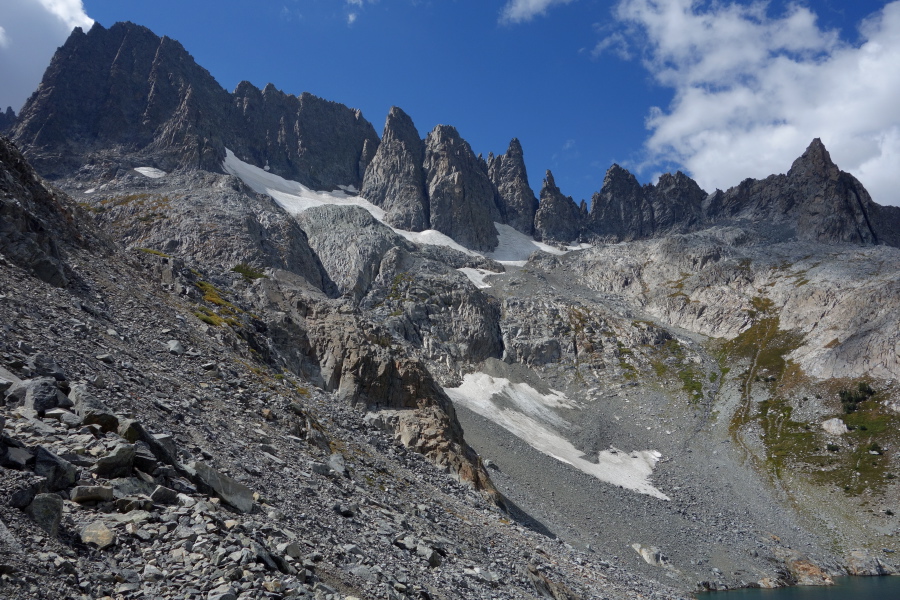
xmin=12 ymin=21 xmax=900 ymax=253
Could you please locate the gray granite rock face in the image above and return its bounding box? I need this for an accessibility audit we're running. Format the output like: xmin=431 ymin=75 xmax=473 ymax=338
xmin=12 ymin=22 xmax=378 ymax=191
xmin=488 ymin=138 xmax=538 ymax=235
xmin=423 ymin=125 xmax=500 ymax=252
xmin=705 ymin=138 xmax=900 ymax=245
xmin=0 ymin=136 xmax=80 ymax=287
xmin=296 ymin=205 xmax=412 ymax=301
xmin=645 ymin=171 xmax=706 ymax=233
xmin=230 ymin=83 xmax=379 ymax=190
xmin=361 ymin=106 xmax=429 ymax=230
xmin=534 ymin=170 xmax=583 ymax=243
xmin=12 ymin=22 xmax=233 ymax=177
xmin=589 ymin=164 xmax=654 ymax=240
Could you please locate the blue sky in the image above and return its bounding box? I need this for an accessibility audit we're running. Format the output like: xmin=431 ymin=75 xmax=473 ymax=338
xmin=2 ymin=1 xmax=899 ymax=206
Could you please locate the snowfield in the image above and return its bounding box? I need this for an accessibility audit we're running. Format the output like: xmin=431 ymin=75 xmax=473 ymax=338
xmin=134 ymin=167 xmax=167 ymax=178
xmin=223 ymin=149 xmax=588 ymax=269
xmin=444 ymin=373 xmax=670 ymax=500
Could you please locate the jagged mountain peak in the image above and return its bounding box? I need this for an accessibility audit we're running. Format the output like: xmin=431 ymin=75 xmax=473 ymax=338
xmin=788 ymin=137 xmax=841 ymax=181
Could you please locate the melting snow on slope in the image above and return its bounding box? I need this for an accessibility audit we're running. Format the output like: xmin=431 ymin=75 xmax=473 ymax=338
xmin=457 ymin=268 xmax=496 ymax=289
xmin=134 ymin=167 xmax=167 ymax=178
xmin=444 ymin=373 xmax=669 ymax=500
xmin=223 ymin=149 xmax=387 ymax=219
xmin=486 ymin=223 xmax=566 ymax=266
xmin=223 ymin=149 xmax=588 ymax=267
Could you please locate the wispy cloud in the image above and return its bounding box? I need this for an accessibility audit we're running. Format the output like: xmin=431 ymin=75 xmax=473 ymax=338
xmin=34 ymin=0 xmax=92 ymax=30
xmin=500 ymin=0 xmax=576 ymax=25
xmin=0 ymin=0 xmax=94 ymax=111
xmin=605 ymin=0 xmax=900 ymax=205
xmin=347 ymin=12 xmax=358 ymax=25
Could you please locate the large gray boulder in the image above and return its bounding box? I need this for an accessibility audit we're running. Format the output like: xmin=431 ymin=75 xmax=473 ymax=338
xmin=361 ymin=106 xmax=429 ymax=230
xmin=186 ymin=461 xmax=255 ymax=513
xmin=423 ymin=125 xmax=500 ymax=252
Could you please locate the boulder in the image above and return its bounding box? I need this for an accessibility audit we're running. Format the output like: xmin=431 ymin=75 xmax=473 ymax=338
xmin=93 ymin=444 xmax=135 ymax=479
xmin=34 ymin=447 xmax=76 ymax=491
xmin=186 ymin=461 xmax=255 ymax=513
xmin=26 ymin=493 xmax=63 ymax=536
xmin=69 ymin=384 xmax=118 ymax=432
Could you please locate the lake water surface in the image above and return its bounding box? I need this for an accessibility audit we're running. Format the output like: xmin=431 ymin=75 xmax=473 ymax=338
xmin=711 ymin=576 xmax=900 ymax=599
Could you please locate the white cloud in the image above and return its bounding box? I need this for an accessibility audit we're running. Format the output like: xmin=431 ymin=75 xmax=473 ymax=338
xmin=500 ymin=0 xmax=576 ymax=24
xmin=347 ymin=12 xmax=358 ymax=25
xmin=607 ymin=0 xmax=900 ymax=206
xmin=0 ymin=0 xmax=93 ymax=112
xmin=34 ymin=0 xmax=92 ymax=30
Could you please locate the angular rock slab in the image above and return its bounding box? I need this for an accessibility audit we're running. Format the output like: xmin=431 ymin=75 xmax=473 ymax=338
xmin=186 ymin=461 xmax=255 ymax=513
xmin=26 ymin=493 xmax=63 ymax=537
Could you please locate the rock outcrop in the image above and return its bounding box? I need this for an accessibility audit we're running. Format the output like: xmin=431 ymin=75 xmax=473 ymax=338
xmin=423 ymin=125 xmax=500 ymax=252
xmin=360 ymin=106 xmax=429 ymax=230
xmin=0 ymin=136 xmax=88 ymax=286
xmin=534 ymin=170 xmax=583 ymax=243
xmin=488 ymin=138 xmax=538 ymax=235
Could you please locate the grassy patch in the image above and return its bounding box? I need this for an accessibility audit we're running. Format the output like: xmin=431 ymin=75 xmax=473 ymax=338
xmin=137 ymin=247 xmax=171 ymax=258
xmin=194 ymin=306 xmax=224 ymax=327
xmin=232 ymin=263 xmax=268 ymax=282
xmin=678 ymin=368 xmax=704 ymax=403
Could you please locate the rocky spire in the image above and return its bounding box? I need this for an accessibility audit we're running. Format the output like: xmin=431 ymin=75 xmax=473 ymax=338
xmin=13 ymin=22 xmax=234 ymax=177
xmin=423 ymin=125 xmax=500 ymax=251
xmin=360 ymin=106 xmax=429 ymax=231
xmin=644 ymin=171 xmax=706 ymax=234
xmin=0 ymin=107 xmax=16 ymax=133
xmin=488 ymin=138 xmax=538 ymax=235
xmin=534 ymin=170 xmax=583 ymax=243
xmin=588 ymin=164 xmax=654 ymax=240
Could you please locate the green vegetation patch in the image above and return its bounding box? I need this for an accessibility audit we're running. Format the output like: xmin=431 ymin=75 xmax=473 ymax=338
xmin=232 ymin=263 xmax=268 ymax=282
xmin=137 ymin=247 xmax=171 ymax=258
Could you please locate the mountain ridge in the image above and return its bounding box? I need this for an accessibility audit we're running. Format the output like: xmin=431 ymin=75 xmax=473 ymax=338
xmin=12 ymin=21 xmax=900 ymax=254
xmin=3 ymin=20 xmax=900 ymax=600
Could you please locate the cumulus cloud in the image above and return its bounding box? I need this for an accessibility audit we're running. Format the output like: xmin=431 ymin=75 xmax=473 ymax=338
xmin=0 ymin=0 xmax=93 ymax=112
xmin=603 ymin=0 xmax=900 ymax=206
xmin=500 ymin=0 xmax=576 ymax=24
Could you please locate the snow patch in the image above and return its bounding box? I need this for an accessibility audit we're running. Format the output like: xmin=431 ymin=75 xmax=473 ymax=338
xmin=84 ymin=188 xmax=96 ymax=194
xmin=134 ymin=167 xmax=167 ymax=179
xmin=224 ymin=149 xmax=386 ymax=220
xmin=486 ymin=223 xmax=567 ymax=266
xmin=458 ymin=268 xmax=496 ymax=289
xmin=223 ymin=149 xmax=588 ymax=266
xmin=444 ymin=373 xmax=669 ymax=500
